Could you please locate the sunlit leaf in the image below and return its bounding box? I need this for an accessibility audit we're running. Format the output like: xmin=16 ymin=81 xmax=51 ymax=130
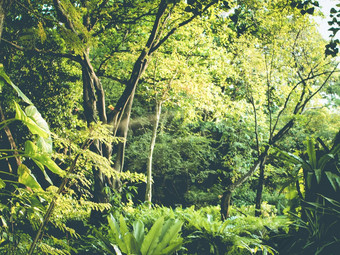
xmin=14 ymin=102 xmax=49 ymax=138
xmin=18 ymin=164 xmax=43 ymax=191
xmin=0 ymin=178 xmax=5 ymax=189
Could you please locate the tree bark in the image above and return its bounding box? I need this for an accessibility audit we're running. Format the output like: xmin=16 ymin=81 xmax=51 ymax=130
xmin=0 ymin=0 xmax=14 ymax=41
xmin=0 ymin=103 xmax=21 ymax=171
xmin=221 ymin=190 xmax=232 ymax=221
xmin=221 ymin=147 xmax=269 ymax=220
xmin=145 ymin=101 xmax=162 ymax=207
xmin=81 ymin=50 xmax=112 ymax=221
xmin=81 ymin=50 xmax=107 ymax=124
xmin=109 ymin=1 xmax=168 ymax=182
xmin=255 ymin=159 xmax=267 ymax=217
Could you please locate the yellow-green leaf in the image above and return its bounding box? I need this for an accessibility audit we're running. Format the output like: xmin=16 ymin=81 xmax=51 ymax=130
xmin=18 ymin=164 xmax=43 ymax=191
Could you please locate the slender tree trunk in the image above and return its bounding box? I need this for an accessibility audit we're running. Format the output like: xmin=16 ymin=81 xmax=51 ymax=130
xmin=113 ymin=87 xmax=136 ymax=191
xmin=220 ymin=190 xmax=232 ymax=221
xmin=221 ymin=147 xmax=269 ymax=220
xmin=0 ymin=103 xmax=21 ymax=171
xmin=0 ymin=0 xmax=17 ymax=174
xmin=145 ymin=101 xmax=162 ymax=207
xmin=255 ymin=160 xmax=266 ymax=217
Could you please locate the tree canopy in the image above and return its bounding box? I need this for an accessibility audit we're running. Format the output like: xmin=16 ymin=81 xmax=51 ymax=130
xmin=0 ymin=0 xmax=339 ymax=254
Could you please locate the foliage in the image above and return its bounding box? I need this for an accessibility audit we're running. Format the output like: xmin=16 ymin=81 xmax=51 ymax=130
xmin=276 ymin=133 xmax=340 ymax=254
xmin=116 ymin=205 xmax=290 ymax=255
xmin=0 ymin=69 xmax=113 ymax=254
xmin=96 ymin=214 xmax=183 ymax=255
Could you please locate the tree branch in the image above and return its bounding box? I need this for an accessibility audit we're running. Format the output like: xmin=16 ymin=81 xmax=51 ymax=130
xmin=53 ymin=0 xmax=78 ymax=35
xmin=1 ymin=38 xmax=81 ymax=62
xmin=150 ymin=1 xmax=217 ymax=54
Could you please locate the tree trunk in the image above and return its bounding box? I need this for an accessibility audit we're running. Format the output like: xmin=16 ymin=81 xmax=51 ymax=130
xmin=107 ymin=1 xmax=168 ymax=178
xmin=145 ymin=101 xmax=162 ymax=207
xmin=112 ymin=87 xmax=136 ymax=191
xmin=221 ymin=190 xmax=232 ymax=221
xmin=81 ymin=50 xmax=107 ymax=125
xmin=255 ymin=161 xmax=266 ymax=217
xmin=220 ymin=147 xmax=269 ymax=220
xmin=81 ymin=50 xmax=112 ymax=222
xmin=0 ymin=103 xmax=21 ymax=172
xmin=0 ymin=0 xmax=14 ymax=41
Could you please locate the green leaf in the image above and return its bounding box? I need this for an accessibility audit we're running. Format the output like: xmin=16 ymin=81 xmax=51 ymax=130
xmin=141 ymin=217 xmax=164 ymax=255
xmin=25 ymin=140 xmax=38 ymax=155
xmin=160 ymin=240 xmax=183 ymax=255
xmin=119 ymin=215 xmax=134 ymax=254
xmin=14 ymin=102 xmax=49 ymax=138
xmin=36 ymin=136 xmax=53 ymax=154
xmin=306 ymin=139 xmax=317 ymax=169
xmin=307 ymin=172 xmax=313 ymax=189
xmin=24 ymin=140 xmax=64 ymax=178
xmin=18 ymin=164 xmax=43 ymax=191
xmin=25 ymin=106 xmax=52 ymax=153
xmin=133 ymin=220 xmax=145 ymax=250
xmin=33 ymin=154 xmax=65 ymax=177
xmin=325 ymin=171 xmax=340 ymax=191
xmin=153 ymin=219 xmax=183 ymax=254
xmin=0 ymin=64 xmax=33 ymax=105
xmin=25 ymin=105 xmax=49 ymax=133
xmin=0 ymin=178 xmax=5 ymax=189
xmin=108 ymin=215 xmax=128 ymax=254
xmin=314 ymin=169 xmax=321 ymax=184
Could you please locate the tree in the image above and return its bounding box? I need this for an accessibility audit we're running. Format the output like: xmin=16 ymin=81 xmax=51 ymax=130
xmin=217 ymin=1 xmax=339 ymax=219
xmin=0 ymin=0 xmax=223 ymax=216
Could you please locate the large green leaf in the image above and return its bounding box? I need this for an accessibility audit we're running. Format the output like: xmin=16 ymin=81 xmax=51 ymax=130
xmin=25 ymin=141 xmax=65 ymax=177
xmin=141 ymin=217 xmax=164 ymax=255
xmin=119 ymin=215 xmax=135 ymax=254
xmin=0 ymin=178 xmax=5 ymax=189
xmin=14 ymin=102 xmax=49 ymax=138
xmin=306 ymin=139 xmax=317 ymax=169
xmin=0 ymin=64 xmax=33 ymax=104
xmin=34 ymin=154 xmax=65 ymax=177
xmin=153 ymin=219 xmax=183 ymax=254
xmin=133 ymin=220 xmax=145 ymax=251
xmin=314 ymin=169 xmax=322 ymax=184
xmin=18 ymin=164 xmax=43 ymax=191
xmin=325 ymin=171 xmax=340 ymax=191
xmin=25 ymin=105 xmax=52 ymax=153
xmin=160 ymin=240 xmax=183 ymax=255
xmin=108 ymin=215 xmax=128 ymax=254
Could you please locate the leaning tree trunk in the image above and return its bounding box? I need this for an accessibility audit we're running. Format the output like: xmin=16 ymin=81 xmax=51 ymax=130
xmin=145 ymin=101 xmax=162 ymax=207
xmin=112 ymin=87 xmax=136 ymax=190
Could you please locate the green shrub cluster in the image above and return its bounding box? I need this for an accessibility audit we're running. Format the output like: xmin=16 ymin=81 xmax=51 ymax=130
xmin=94 ymin=205 xmax=290 ymax=255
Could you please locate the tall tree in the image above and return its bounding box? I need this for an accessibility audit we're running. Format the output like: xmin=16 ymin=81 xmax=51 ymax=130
xmin=218 ymin=1 xmax=339 ymax=219
xmin=0 ymin=0 xmax=224 ymax=215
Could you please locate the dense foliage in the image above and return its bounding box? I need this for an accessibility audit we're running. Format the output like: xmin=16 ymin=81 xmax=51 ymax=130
xmin=0 ymin=0 xmax=339 ymax=254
